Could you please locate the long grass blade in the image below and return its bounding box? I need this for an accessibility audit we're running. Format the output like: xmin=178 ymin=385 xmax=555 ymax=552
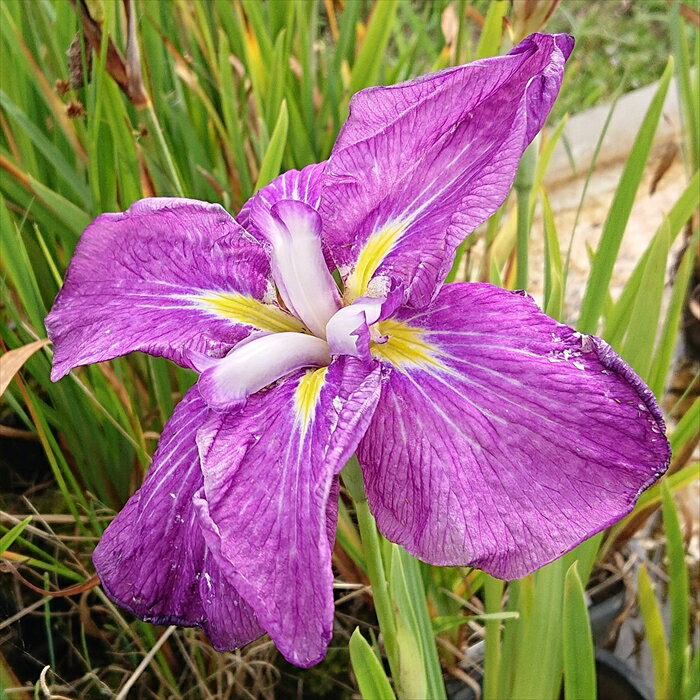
xmin=578 ymin=58 xmax=674 ymax=334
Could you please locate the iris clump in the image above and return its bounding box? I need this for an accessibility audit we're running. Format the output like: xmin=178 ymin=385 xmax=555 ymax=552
xmin=45 ymin=33 xmax=669 ymax=668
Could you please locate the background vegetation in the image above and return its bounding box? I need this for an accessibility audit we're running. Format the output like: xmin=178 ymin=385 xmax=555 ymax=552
xmin=1 ymin=0 xmax=698 ymax=697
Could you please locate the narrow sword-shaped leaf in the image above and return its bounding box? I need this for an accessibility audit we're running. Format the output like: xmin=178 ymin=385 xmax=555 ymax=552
xmin=578 ymin=58 xmax=674 ymax=334
xmin=662 ymin=482 xmax=690 ymax=700
xmin=562 ymin=562 xmax=596 ymax=700
xmin=637 ymin=563 xmax=670 ymax=700
xmin=254 ymin=100 xmax=289 ymax=192
xmin=349 ymin=628 xmax=396 ymax=700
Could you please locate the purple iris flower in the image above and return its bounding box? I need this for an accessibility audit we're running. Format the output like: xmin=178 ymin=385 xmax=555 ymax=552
xmin=46 ymin=34 xmax=669 ymax=667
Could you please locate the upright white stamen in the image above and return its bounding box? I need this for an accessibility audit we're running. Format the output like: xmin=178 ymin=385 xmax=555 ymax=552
xmin=259 ymin=200 xmax=341 ymax=338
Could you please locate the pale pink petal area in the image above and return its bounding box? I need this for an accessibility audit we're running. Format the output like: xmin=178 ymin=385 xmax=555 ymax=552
xmin=92 ymin=387 xmax=264 ymax=651
xmin=321 ymin=33 xmax=574 ymax=307
xmin=359 ymin=284 xmax=669 ymax=579
xmin=195 ymin=357 xmax=382 ymax=666
xmin=46 ymin=198 xmax=284 ymax=379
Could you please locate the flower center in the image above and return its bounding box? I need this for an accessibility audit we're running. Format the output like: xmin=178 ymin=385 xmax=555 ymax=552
xmin=194 ymin=200 xmax=393 ymax=410
xmin=261 ymin=200 xmax=341 ymax=339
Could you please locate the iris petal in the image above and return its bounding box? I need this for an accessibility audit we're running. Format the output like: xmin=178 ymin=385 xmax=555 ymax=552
xmin=195 ymin=357 xmax=382 ymax=666
xmin=321 ymin=33 xmax=574 ymax=307
xmin=358 ymin=284 xmax=669 ymax=579
xmin=46 ymin=198 xmax=274 ymax=378
xmin=92 ymin=387 xmax=264 ymax=650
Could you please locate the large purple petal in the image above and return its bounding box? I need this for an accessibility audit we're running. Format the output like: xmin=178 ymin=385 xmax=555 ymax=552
xmin=321 ymin=33 xmax=573 ymax=307
xmin=195 ymin=357 xmax=381 ymax=666
xmin=359 ymin=284 xmax=669 ymax=579
xmin=92 ymin=387 xmax=264 ymax=650
xmin=46 ymin=198 xmax=301 ymax=379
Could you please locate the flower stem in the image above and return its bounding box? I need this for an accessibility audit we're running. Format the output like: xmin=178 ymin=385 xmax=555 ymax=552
xmin=341 ymin=456 xmax=400 ymax=684
xmin=514 ymin=140 xmax=537 ymax=290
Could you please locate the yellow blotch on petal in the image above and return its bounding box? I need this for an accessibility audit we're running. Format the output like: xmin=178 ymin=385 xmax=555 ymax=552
xmin=344 ymin=221 xmax=407 ymax=302
xmin=294 ymin=366 xmax=328 ymax=432
xmin=371 ymin=319 xmax=444 ymax=371
xmin=195 ymin=292 xmax=304 ymax=333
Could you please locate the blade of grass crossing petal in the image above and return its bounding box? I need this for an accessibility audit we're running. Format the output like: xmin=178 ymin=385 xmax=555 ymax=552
xmin=662 ymin=482 xmax=690 ymax=699
xmin=349 ymin=628 xmax=396 ymax=700
xmin=335 ymin=499 xmax=367 ymax=573
xmin=601 ymin=462 xmax=700 ymax=564
xmin=342 ymin=458 xmax=399 ymax=683
xmin=642 ymin=461 xmax=699 ymax=509
xmin=445 ymin=240 xmax=467 ymax=283
xmin=542 ymin=189 xmax=564 ymax=320
xmin=254 ymin=100 xmax=288 ymax=192
xmin=637 ymin=563 xmax=670 ymax=700
xmin=649 ymin=233 xmax=697 ymax=398
xmin=573 ymin=533 xmax=605 ymax=585
xmin=515 ymin=142 xmax=536 ymax=291
xmin=578 ymin=58 xmax=674 ymax=335
xmin=348 ymin=0 xmax=399 ymax=96
xmin=475 ymin=0 xmax=507 ymax=59
xmin=147 ymin=359 xmax=176 ymax=426
xmin=534 ymin=115 xmax=569 ymax=192
xmin=618 ymin=218 xmax=670 ymax=382
xmin=562 ymin=562 xmax=596 ymax=700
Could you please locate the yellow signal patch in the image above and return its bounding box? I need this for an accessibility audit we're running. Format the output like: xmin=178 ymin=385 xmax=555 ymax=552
xmin=195 ymin=292 xmax=304 ymax=333
xmin=371 ymin=319 xmax=444 ymax=371
xmin=344 ymin=221 xmax=407 ymax=302
xmin=294 ymin=366 xmax=328 ymax=432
